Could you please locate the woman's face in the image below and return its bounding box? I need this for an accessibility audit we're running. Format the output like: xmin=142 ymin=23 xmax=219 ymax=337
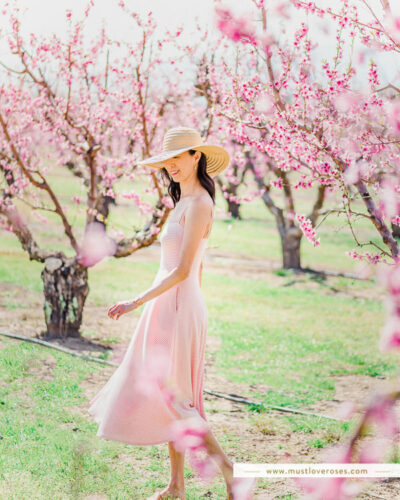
xmin=163 ymin=151 xmax=200 ymax=182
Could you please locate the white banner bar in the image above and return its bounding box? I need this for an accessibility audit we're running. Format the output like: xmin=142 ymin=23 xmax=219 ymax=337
xmin=234 ymin=463 xmax=400 ymax=478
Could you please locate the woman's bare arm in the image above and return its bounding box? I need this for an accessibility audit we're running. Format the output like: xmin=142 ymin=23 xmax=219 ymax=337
xmin=134 ymin=198 xmax=211 ymax=304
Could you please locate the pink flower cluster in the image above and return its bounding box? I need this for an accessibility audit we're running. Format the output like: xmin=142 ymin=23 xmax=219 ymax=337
xmin=215 ymin=7 xmax=257 ymax=46
xmin=346 ymin=249 xmax=382 ymax=265
xmin=296 ymin=214 xmax=320 ymax=246
xmin=0 ymin=0 xmax=192 ymax=247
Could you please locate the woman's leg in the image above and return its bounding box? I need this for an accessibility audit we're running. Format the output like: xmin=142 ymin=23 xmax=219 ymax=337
xmin=202 ymin=428 xmax=257 ymax=499
xmin=168 ymin=441 xmax=186 ymax=491
xmin=202 ymin=427 xmax=234 ymax=495
xmin=147 ymin=428 xmax=239 ymax=500
xmin=146 ymin=442 xmax=186 ymax=500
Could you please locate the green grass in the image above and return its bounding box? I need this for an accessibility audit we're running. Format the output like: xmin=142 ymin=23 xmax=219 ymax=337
xmin=205 ymin=272 xmax=397 ymax=409
xmin=0 ymin=338 xmax=231 ymax=499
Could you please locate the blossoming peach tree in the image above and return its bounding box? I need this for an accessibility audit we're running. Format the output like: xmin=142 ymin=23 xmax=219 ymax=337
xmin=200 ymin=0 xmax=400 ymax=275
xmin=0 ymin=1 xmax=188 ymax=338
xmin=211 ymin=0 xmax=400 ymax=295
xmin=165 ymin=1 xmax=400 ymax=498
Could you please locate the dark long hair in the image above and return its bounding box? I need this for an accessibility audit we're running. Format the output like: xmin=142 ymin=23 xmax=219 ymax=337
xmin=160 ymin=150 xmax=216 ymax=207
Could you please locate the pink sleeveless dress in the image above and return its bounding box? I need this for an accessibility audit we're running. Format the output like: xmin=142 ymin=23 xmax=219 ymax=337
xmin=87 ymin=197 xmax=213 ymax=445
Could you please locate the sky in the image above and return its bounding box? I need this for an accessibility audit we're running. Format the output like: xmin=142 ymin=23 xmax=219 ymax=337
xmin=4 ymin=0 xmax=217 ymax=41
xmin=0 ymin=0 xmax=399 ymax=89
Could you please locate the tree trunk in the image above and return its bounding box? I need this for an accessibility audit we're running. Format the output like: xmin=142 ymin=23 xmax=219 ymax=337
xmin=279 ymin=226 xmax=303 ymax=269
xmin=215 ymin=159 xmax=249 ymax=220
xmin=41 ymin=257 xmax=89 ymax=339
xmin=391 ymin=222 xmax=400 ymax=239
xmin=227 ymin=198 xmax=241 ymax=219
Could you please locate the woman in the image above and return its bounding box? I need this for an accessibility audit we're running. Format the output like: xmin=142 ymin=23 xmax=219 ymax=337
xmin=88 ymin=127 xmax=256 ymax=499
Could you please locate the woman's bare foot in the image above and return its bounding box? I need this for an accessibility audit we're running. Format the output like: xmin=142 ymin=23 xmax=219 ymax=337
xmin=146 ymin=483 xmax=186 ymax=500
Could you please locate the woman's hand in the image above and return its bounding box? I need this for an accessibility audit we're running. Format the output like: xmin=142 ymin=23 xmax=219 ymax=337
xmin=108 ymin=299 xmax=140 ymax=320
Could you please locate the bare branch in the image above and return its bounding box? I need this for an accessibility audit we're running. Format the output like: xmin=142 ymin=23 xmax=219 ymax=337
xmin=376 ymin=83 xmax=400 ymax=94
xmin=0 ymin=60 xmax=26 ymax=75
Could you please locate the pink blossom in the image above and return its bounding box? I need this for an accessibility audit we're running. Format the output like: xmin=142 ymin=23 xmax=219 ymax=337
xmin=293 ymin=476 xmax=362 ymax=500
xmin=72 ymin=195 xmax=82 ymax=205
xmin=346 ymin=249 xmax=382 ymax=264
xmin=231 ymin=477 xmax=258 ymax=500
xmin=169 ymin=416 xmax=209 ymax=453
xmin=293 ymin=443 xmax=365 ymax=500
xmin=215 ymin=7 xmax=257 ymax=45
xmin=321 ymin=443 xmax=352 ymax=464
xmin=343 ymin=162 xmax=361 ymax=185
xmin=77 ymin=222 xmax=117 ymax=267
xmin=385 ymin=14 xmax=400 ymax=44
xmin=187 ymin=447 xmax=220 ymax=482
xmin=272 ymin=2 xmax=291 ymax=20
xmin=378 ymin=178 xmax=400 ymax=218
xmin=168 ymin=416 xmax=222 ymax=483
xmin=387 ymin=100 xmax=400 ymax=139
xmin=296 ymin=214 xmax=320 ymax=246
xmin=379 ymin=259 xmax=400 ymax=295
xmin=379 ymin=316 xmax=400 ymax=352
xmin=335 ymin=401 xmax=356 ymax=421
xmin=333 ymin=90 xmax=363 ymax=113
xmin=259 ymin=32 xmax=275 ymax=56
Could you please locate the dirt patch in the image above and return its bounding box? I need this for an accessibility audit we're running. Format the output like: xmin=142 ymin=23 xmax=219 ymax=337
xmin=303 ymin=374 xmax=397 ymax=418
xmin=25 ymin=353 xmax=58 ymax=382
xmin=0 ymin=284 xmax=44 ymax=337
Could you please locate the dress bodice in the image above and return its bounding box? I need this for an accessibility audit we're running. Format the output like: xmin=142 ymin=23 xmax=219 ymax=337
xmin=158 ymin=197 xmax=212 ymax=282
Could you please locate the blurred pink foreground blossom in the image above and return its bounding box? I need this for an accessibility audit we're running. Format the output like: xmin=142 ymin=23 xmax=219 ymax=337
xmin=77 ymin=222 xmax=117 ymax=267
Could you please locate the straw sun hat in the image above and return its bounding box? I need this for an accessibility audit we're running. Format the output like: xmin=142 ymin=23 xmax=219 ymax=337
xmin=138 ymin=126 xmax=230 ymax=178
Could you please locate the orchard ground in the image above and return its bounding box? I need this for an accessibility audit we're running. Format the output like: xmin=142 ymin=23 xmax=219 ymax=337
xmin=0 ymin=170 xmax=400 ymax=499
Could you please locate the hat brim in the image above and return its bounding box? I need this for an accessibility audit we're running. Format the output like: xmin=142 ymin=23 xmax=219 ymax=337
xmin=138 ymin=144 xmax=230 ymax=178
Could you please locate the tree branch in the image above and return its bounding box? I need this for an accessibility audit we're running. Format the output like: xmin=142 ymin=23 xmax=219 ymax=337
xmin=355 ymin=180 xmax=399 ymax=258
xmin=0 ymin=201 xmax=66 ymax=262
xmin=0 ymin=112 xmax=79 ymax=252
